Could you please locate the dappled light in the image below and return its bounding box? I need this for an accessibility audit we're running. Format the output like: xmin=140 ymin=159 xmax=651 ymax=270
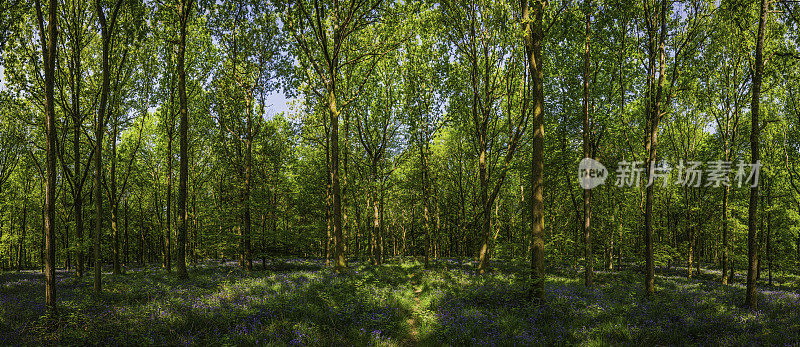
xmin=2 ymin=260 xmax=800 ymax=344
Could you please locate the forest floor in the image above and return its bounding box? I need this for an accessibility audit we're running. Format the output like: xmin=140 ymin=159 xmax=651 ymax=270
xmin=1 ymin=258 xmax=799 ymax=345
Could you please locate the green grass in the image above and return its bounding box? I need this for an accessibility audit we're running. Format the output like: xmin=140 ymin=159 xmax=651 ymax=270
xmin=1 ymin=258 xmax=799 ymax=345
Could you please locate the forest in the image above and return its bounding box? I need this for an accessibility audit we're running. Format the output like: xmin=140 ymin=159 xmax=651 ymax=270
xmin=1 ymin=0 xmax=800 ymax=344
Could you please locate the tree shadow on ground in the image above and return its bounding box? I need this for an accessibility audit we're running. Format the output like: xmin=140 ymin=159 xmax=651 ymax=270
xmin=2 ymin=260 xmax=800 ymax=345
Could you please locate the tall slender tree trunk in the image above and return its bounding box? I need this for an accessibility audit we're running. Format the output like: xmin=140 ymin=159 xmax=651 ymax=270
xmin=421 ymin=142 xmax=431 ymax=269
xmin=642 ymin=0 xmax=667 ymax=296
xmin=94 ymin=0 xmax=122 ymax=294
xmin=687 ymin=189 xmax=694 ymax=278
xmin=722 ymin=183 xmax=730 ymax=284
xmin=329 ymin=90 xmax=346 ymax=271
xmin=324 ymin=126 xmax=332 ymax=265
xmin=523 ymin=0 xmax=546 ymax=301
xmin=582 ymin=0 xmax=593 ymax=287
xmin=138 ymin=194 xmax=144 ymax=265
xmin=6 ymin=212 xmax=14 ymax=271
xmin=37 ymin=0 xmax=59 ymax=314
xmin=155 ymin=171 xmax=164 ymax=266
xmin=111 ymin=119 xmax=120 ymax=275
xmin=342 ymin=107 xmax=350 ymax=264
xmin=757 ymin=191 xmax=764 ymax=280
xmin=124 ymin=197 xmax=129 ymax=266
xmin=767 ymin=182 xmax=772 ymax=286
xmin=18 ymin=183 xmax=28 ymax=271
xmin=745 ymin=0 xmax=767 ymax=310
xmin=379 ymin=187 xmax=385 ymax=264
xmin=192 ymin=182 xmax=198 ymax=265
xmin=72 ymin=24 xmax=85 ymax=278
xmin=176 ymin=0 xmax=193 ymax=279
xmin=40 ymin=200 xmax=45 ymax=273
xmin=477 ymin=145 xmax=490 ymax=273
xmin=371 ymin=164 xmax=380 ymax=265
xmin=243 ymin=99 xmax=253 ymax=271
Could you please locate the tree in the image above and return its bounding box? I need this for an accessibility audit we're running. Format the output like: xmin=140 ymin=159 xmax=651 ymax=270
xmin=355 ymin=58 xmax=400 ymax=266
xmin=581 ymin=0 xmax=593 ymax=287
xmin=641 ymin=0 xmax=668 ymax=296
xmin=523 ymin=0 xmax=547 ymax=301
xmin=402 ymin=18 xmax=445 ymax=268
xmin=210 ymin=0 xmax=282 ymax=271
xmin=745 ymin=0 xmax=768 ymax=310
xmin=284 ymin=0 xmax=404 ymax=270
xmin=441 ymin=0 xmax=528 ymax=273
xmin=56 ymin=0 xmax=93 ymax=278
xmin=176 ymin=0 xmax=194 ymax=279
xmin=705 ymin=5 xmax=747 ymax=284
xmin=34 ymin=0 xmax=58 ymax=314
xmin=94 ymin=0 xmax=125 ymax=294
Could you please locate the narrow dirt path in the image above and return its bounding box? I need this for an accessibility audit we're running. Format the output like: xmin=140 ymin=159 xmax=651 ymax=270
xmin=405 ymin=271 xmax=423 ymax=345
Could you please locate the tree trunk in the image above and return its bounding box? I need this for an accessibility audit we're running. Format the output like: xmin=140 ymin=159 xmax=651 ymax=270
xmin=371 ymin=164 xmax=380 ymax=265
xmin=687 ymin=189 xmax=693 ymax=278
xmin=745 ymin=0 xmax=767 ymax=310
xmin=325 ymin=124 xmax=331 ymax=265
xmin=421 ymin=142 xmax=431 ymax=269
xmin=18 ymin=186 xmax=28 ymax=271
xmin=582 ymin=0 xmax=593 ymax=287
xmin=243 ymin=100 xmax=253 ymax=271
xmin=767 ymin=182 xmax=772 ymax=286
xmin=111 ymin=117 xmax=120 ymax=275
xmin=523 ymin=0 xmax=546 ymax=301
xmin=72 ymin=27 xmax=85 ymax=278
xmin=94 ymin=0 xmax=121 ymax=294
xmin=477 ymin=140 xmax=490 ymax=272
xmin=642 ymin=0 xmax=667 ymax=296
xmin=329 ymin=90 xmax=346 ymax=271
xmin=124 ymin=197 xmax=129 ymax=267
xmin=757 ymin=192 xmax=764 ymax=281
xmin=37 ymin=0 xmax=59 ymax=314
xmin=176 ymin=0 xmax=193 ymax=279
xmin=138 ymin=194 xmax=144 ymax=265
xmin=379 ymin=185 xmax=385 ymax=264
xmin=722 ymin=184 xmax=730 ymax=284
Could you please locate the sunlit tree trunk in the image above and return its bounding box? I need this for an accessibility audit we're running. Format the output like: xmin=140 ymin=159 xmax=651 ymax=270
xmin=745 ymin=0 xmax=767 ymax=310
xmin=111 ymin=120 xmax=120 ymax=275
xmin=243 ymin=98 xmax=253 ymax=271
xmin=18 ymin=180 xmax=29 ymax=272
xmin=767 ymin=181 xmax=772 ymax=286
xmin=176 ymin=0 xmax=193 ymax=279
xmin=642 ymin=0 xmax=667 ymax=296
xmin=524 ymin=0 xmax=546 ymax=301
xmin=138 ymin=194 xmax=144 ymax=265
xmin=37 ymin=0 xmax=58 ymax=315
xmin=329 ymin=90 xmax=346 ymax=271
xmin=94 ymin=0 xmax=124 ymax=294
xmin=582 ymin=0 xmax=593 ymax=287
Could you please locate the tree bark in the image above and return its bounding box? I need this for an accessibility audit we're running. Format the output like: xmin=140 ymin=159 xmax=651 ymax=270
xmin=124 ymin=197 xmax=129 ymax=266
xmin=18 ymin=179 xmax=29 ymax=271
xmin=111 ymin=117 xmax=120 ymax=275
xmin=31 ymin=0 xmax=61 ymax=315
xmin=767 ymin=181 xmax=772 ymax=286
xmin=582 ymin=0 xmax=593 ymax=287
xmin=176 ymin=0 xmax=193 ymax=279
xmin=329 ymin=91 xmax=346 ymax=271
xmin=94 ymin=0 xmax=123 ymax=294
xmin=642 ymin=0 xmax=667 ymax=296
xmin=745 ymin=0 xmax=767 ymax=310
xmin=242 ymin=99 xmax=253 ymax=271
xmin=523 ymin=0 xmax=546 ymax=301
